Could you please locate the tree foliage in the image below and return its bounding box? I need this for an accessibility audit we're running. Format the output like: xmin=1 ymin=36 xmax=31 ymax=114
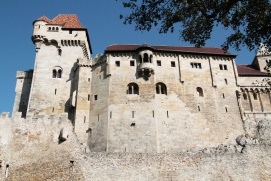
xmin=118 ymin=0 xmax=271 ymax=51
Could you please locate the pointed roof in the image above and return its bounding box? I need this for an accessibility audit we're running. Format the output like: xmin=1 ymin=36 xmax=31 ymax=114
xmin=35 ymin=14 xmax=86 ymax=29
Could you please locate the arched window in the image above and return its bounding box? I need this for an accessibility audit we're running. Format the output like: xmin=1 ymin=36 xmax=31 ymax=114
xmin=52 ymin=69 xmax=57 ymax=78
xmin=48 ymin=27 xmax=51 ymax=31
xmin=57 ymin=69 xmax=62 ymax=78
xmin=52 ymin=27 xmax=55 ymax=31
xmin=143 ymin=53 xmax=148 ymax=63
xmin=196 ymin=87 xmax=204 ymax=97
xmin=127 ymin=83 xmax=139 ymax=94
xmin=243 ymin=93 xmax=248 ymax=100
xmin=56 ymin=27 xmax=59 ymax=31
xmin=156 ymin=83 xmax=167 ymax=95
xmin=253 ymin=93 xmax=258 ymax=100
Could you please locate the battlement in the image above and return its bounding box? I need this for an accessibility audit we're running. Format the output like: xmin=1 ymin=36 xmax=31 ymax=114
xmin=16 ymin=70 xmax=33 ymax=79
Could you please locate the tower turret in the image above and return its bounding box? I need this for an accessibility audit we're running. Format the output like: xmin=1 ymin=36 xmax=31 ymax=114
xmin=32 ymin=17 xmax=49 ymax=51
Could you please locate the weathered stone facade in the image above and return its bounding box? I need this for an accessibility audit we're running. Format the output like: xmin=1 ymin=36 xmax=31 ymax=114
xmin=1 ymin=14 xmax=271 ymax=180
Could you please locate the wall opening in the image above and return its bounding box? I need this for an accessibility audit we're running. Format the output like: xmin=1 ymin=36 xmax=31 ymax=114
xmin=84 ymin=116 xmax=86 ymax=123
xmin=88 ymin=94 xmax=90 ymax=101
xmin=225 ymin=107 xmax=228 ymax=113
xmin=153 ymin=110 xmax=154 ymax=118
xmin=115 ymin=61 xmax=120 ymax=67
xmin=243 ymin=93 xmax=248 ymax=100
xmin=171 ymin=61 xmax=176 ymax=67
xmin=55 ymin=89 xmax=57 ymax=95
xmin=130 ymin=60 xmax=135 ymax=66
xmin=167 ymin=111 xmax=169 ymax=118
xmin=222 ymin=93 xmax=225 ymax=99
xmin=225 ymin=79 xmax=228 ymax=85
xmin=94 ymin=95 xmax=98 ymax=100
xmin=198 ymin=106 xmax=200 ymax=112
xmin=132 ymin=111 xmax=135 ymax=118
xmin=110 ymin=111 xmax=112 ymax=119
xmin=196 ymin=87 xmax=204 ymax=97
xmin=157 ymin=60 xmax=161 ymax=66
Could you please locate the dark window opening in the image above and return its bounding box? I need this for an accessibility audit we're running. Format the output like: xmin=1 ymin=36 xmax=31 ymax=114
xmin=88 ymin=95 xmax=90 ymax=101
xmin=84 ymin=116 xmax=86 ymax=123
xmin=52 ymin=69 xmax=57 ymax=78
xmin=132 ymin=111 xmax=135 ymax=118
xmin=225 ymin=107 xmax=228 ymax=112
xmin=198 ymin=106 xmax=200 ymax=111
xmin=130 ymin=60 xmax=135 ymax=66
xmin=223 ymin=93 xmax=225 ymax=99
xmin=55 ymin=89 xmax=57 ymax=95
xmin=69 ymin=30 xmax=72 ymax=34
xmin=219 ymin=64 xmax=223 ymax=70
xmin=115 ymin=61 xmax=120 ymax=67
xmin=127 ymin=83 xmax=139 ymax=95
xmin=167 ymin=111 xmax=169 ymax=118
xmin=225 ymin=79 xmax=228 ymax=85
xmin=143 ymin=53 xmax=148 ymax=62
xmin=57 ymin=69 xmax=62 ymax=78
xmin=94 ymin=95 xmax=98 ymax=100
xmin=191 ymin=62 xmax=202 ymax=69
xmin=156 ymin=83 xmax=167 ymax=95
xmin=196 ymin=87 xmax=204 ymax=97
xmin=224 ymin=65 xmax=227 ymax=70
xmin=171 ymin=61 xmax=176 ymax=67
xmin=157 ymin=60 xmax=161 ymax=66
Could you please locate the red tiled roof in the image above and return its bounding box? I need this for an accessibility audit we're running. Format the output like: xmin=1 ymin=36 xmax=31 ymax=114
xmin=36 ymin=14 xmax=86 ymax=29
xmin=237 ymin=65 xmax=269 ymax=76
xmin=106 ymin=44 xmax=234 ymax=56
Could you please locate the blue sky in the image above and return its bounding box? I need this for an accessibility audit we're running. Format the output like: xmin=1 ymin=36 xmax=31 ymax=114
xmin=0 ymin=1 xmax=256 ymax=115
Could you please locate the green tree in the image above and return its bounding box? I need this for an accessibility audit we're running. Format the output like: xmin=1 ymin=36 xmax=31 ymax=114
xmin=118 ymin=0 xmax=271 ymax=51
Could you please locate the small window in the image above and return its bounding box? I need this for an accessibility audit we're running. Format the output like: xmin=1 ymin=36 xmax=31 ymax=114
xmin=127 ymin=83 xmax=139 ymax=94
xmin=88 ymin=94 xmax=90 ymax=101
xmin=132 ymin=111 xmax=135 ymax=118
xmin=56 ymin=27 xmax=59 ymax=31
xmin=156 ymin=82 xmax=167 ymax=95
xmin=88 ymin=78 xmax=90 ymax=82
xmin=48 ymin=27 xmax=51 ymax=31
xmin=225 ymin=79 xmax=228 ymax=85
xmin=157 ymin=60 xmax=161 ymax=66
xmin=143 ymin=53 xmax=148 ymax=62
xmin=69 ymin=30 xmax=72 ymax=34
xmin=198 ymin=106 xmax=201 ymax=112
xmin=196 ymin=87 xmax=204 ymax=97
xmin=115 ymin=61 xmax=120 ymax=67
xmin=55 ymin=89 xmax=57 ymax=95
xmin=171 ymin=61 xmax=176 ymax=67
xmin=253 ymin=93 xmax=257 ymax=100
xmin=84 ymin=116 xmax=86 ymax=123
xmin=94 ymin=95 xmax=98 ymax=100
xmin=222 ymin=93 xmax=225 ymax=99
xmin=57 ymin=69 xmax=62 ymax=78
xmin=219 ymin=64 xmax=228 ymax=70
xmin=130 ymin=60 xmax=135 ymax=66
xmin=191 ymin=62 xmax=202 ymax=69
xmin=52 ymin=69 xmax=57 ymax=78
xmin=225 ymin=107 xmax=228 ymax=112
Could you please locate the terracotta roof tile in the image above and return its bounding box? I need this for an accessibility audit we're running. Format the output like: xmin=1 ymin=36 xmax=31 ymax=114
xmin=106 ymin=44 xmax=233 ymax=56
xmin=35 ymin=14 xmax=85 ymax=29
xmin=237 ymin=65 xmax=270 ymax=76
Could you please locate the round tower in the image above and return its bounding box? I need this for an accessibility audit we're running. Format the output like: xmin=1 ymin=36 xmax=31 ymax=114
xmin=32 ymin=20 xmax=47 ymax=50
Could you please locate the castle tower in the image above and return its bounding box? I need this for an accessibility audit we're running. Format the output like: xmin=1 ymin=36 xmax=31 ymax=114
xmin=27 ymin=15 xmax=92 ymax=131
xmin=252 ymin=43 xmax=271 ymax=72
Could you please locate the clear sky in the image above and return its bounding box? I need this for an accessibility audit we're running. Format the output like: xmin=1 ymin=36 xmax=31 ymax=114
xmin=0 ymin=1 xmax=257 ymax=116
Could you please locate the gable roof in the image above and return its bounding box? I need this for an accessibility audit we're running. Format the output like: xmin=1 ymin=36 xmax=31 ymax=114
xmin=105 ymin=44 xmax=235 ymax=56
xmin=237 ymin=65 xmax=270 ymax=76
xmin=36 ymin=14 xmax=86 ymax=29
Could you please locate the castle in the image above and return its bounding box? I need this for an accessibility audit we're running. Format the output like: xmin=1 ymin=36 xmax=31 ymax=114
xmin=1 ymin=14 xmax=271 ymax=180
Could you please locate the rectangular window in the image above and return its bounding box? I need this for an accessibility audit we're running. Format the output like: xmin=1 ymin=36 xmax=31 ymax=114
xmin=219 ymin=64 xmax=228 ymax=70
xmin=55 ymin=89 xmax=57 ymax=95
xmin=130 ymin=60 xmax=135 ymax=66
xmin=69 ymin=30 xmax=72 ymax=34
xmin=94 ymin=95 xmax=98 ymax=100
xmin=88 ymin=78 xmax=90 ymax=82
xmin=84 ymin=116 xmax=86 ymax=123
xmin=167 ymin=111 xmax=169 ymax=118
xmin=157 ymin=60 xmax=161 ymax=66
xmin=115 ymin=61 xmax=120 ymax=67
xmin=191 ymin=62 xmax=202 ymax=69
xmin=88 ymin=94 xmax=90 ymax=101
xmin=132 ymin=111 xmax=135 ymax=118
xmin=171 ymin=61 xmax=176 ymax=67
xmin=110 ymin=111 xmax=112 ymax=119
